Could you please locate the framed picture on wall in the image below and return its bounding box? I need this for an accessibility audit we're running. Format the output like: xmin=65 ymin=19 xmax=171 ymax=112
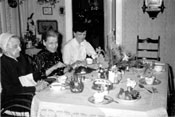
xmin=43 ymin=7 xmax=53 ymax=15
xmin=37 ymin=20 xmax=58 ymax=34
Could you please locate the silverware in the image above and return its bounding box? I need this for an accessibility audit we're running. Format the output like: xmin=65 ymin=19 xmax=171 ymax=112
xmin=111 ymin=99 xmax=119 ymax=103
xmin=152 ymin=87 xmax=158 ymax=93
xmin=104 ymin=96 xmax=119 ymax=103
xmin=138 ymin=84 xmax=153 ymax=93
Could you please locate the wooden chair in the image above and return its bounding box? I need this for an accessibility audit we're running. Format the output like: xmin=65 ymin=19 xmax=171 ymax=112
xmin=136 ymin=35 xmax=160 ymax=61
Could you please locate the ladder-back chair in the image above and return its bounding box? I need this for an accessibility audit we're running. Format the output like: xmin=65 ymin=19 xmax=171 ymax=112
xmin=136 ymin=35 xmax=160 ymax=61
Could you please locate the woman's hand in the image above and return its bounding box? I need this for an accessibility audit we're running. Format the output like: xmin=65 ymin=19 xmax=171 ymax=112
xmin=71 ymin=60 xmax=87 ymax=69
xmin=35 ymin=80 xmax=48 ymax=92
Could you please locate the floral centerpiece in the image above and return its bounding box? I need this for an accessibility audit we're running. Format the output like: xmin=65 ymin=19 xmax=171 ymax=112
xmin=24 ymin=13 xmax=37 ymax=48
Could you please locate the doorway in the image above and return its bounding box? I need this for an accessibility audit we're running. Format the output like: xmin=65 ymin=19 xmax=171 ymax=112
xmin=72 ymin=0 xmax=104 ymax=50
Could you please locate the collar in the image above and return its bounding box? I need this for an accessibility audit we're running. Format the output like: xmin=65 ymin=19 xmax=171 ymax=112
xmin=3 ymin=54 xmax=18 ymax=61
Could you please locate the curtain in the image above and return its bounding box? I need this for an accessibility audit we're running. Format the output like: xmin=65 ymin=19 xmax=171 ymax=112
xmin=19 ymin=0 xmax=36 ymax=39
xmin=0 ymin=5 xmax=2 ymax=33
xmin=0 ymin=0 xmax=36 ymax=38
xmin=0 ymin=0 xmax=20 ymax=35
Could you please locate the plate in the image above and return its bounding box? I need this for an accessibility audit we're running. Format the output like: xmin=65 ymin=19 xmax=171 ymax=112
xmin=44 ymin=78 xmax=56 ymax=84
xmin=139 ymin=78 xmax=161 ymax=85
xmin=88 ymin=96 xmax=113 ymax=104
xmin=116 ymin=95 xmax=141 ymax=104
xmin=50 ymin=82 xmax=70 ymax=90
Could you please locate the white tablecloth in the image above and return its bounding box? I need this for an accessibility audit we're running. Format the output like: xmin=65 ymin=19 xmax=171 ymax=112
xmin=31 ymin=65 xmax=168 ymax=117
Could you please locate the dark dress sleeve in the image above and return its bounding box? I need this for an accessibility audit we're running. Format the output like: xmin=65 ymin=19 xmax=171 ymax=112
xmin=32 ymin=54 xmax=47 ymax=79
xmin=20 ymin=54 xmax=44 ymax=81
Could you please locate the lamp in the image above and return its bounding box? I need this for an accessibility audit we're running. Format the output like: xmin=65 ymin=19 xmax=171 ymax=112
xmin=142 ymin=0 xmax=165 ymax=19
xmin=37 ymin=0 xmax=60 ymax=7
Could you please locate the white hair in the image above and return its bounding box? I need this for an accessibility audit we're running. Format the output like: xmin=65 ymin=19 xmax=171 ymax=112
xmin=0 ymin=33 xmax=15 ymax=52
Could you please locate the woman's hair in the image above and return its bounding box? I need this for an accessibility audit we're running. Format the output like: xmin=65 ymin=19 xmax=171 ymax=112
xmin=42 ymin=30 xmax=59 ymax=42
xmin=40 ymin=30 xmax=63 ymax=51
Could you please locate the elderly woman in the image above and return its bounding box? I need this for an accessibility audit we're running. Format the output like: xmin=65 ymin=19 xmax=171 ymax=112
xmin=33 ymin=30 xmax=65 ymax=78
xmin=0 ymin=33 xmax=48 ymax=103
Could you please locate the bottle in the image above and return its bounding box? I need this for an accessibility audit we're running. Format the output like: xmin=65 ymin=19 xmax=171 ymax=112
xmin=97 ymin=64 xmax=102 ymax=79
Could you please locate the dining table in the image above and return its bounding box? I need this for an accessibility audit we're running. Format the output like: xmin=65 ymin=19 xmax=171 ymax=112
xmin=30 ymin=62 xmax=168 ymax=117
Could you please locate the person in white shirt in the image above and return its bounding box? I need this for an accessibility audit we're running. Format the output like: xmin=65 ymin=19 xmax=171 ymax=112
xmin=62 ymin=24 xmax=97 ymax=66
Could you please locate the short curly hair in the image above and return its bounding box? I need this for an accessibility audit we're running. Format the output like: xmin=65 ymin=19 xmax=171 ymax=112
xmin=73 ymin=23 xmax=87 ymax=33
xmin=42 ymin=30 xmax=59 ymax=42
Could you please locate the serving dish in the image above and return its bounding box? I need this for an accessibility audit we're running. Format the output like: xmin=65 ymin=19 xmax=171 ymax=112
xmin=116 ymin=88 xmax=141 ymax=104
xmin=116 ymin=95 xmax=141 ymax=104
xmin=92 ymin=79 xmax=113 ymax=91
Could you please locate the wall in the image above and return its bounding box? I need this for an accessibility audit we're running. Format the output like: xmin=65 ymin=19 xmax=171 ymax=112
xmin=122 ymin=0 xmax=175 ymax=83
xmin=33 ymin=1 xmax=66 ymax=43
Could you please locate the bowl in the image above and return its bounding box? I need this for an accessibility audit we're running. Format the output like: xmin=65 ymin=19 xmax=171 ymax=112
xmin=145 ymin=76 xmax=155 ymax=85
xmin=50 ymin=82 xmax=64 ymax=91
xmin=154 ymin=65 xmax=163 ymax=72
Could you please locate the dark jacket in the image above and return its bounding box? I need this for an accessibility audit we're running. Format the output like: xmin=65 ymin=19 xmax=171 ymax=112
xmin=33 ymin=49 xmax=64 ymax=77
xmin=1 ymin=54 xmax=42 ymax=102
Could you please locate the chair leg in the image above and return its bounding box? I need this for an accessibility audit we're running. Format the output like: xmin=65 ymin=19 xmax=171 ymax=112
xmin=168 ymin=64 xmax=175 ymax=95
xmin=167 ymin=91 xmax=175 ymax=116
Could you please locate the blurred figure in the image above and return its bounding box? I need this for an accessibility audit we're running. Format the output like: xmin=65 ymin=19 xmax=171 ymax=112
xmin=62 ymin=23 xmax=97 ymax=67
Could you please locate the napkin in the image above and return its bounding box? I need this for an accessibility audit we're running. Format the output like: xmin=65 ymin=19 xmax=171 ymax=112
xmin=19 ymin=73 xmax=37 ymax=86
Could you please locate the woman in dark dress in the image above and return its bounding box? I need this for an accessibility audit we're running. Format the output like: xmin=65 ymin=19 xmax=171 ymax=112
xmin=0 ymin=33 xmax=48 ymax=104
xmin=33 ymin=30 xmax=65 ymax=78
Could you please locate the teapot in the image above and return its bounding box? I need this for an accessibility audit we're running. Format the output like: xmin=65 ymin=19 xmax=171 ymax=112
xmin=69 ymin=73 xmax=84 ymax=93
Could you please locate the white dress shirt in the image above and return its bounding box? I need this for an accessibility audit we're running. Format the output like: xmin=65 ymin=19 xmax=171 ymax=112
xmin=62 ymin=38 xmax=97 ymax=65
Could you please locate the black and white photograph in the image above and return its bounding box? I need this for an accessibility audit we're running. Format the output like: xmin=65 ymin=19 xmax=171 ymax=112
xmin=0 ymin=0 xmax=175 ymax=117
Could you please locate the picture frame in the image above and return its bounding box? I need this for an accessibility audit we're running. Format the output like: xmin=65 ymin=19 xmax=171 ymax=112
xmin=43 ymin=7 xmax=53 ymax=15
xmin=37 ymin=20 xmax=58 ymax=34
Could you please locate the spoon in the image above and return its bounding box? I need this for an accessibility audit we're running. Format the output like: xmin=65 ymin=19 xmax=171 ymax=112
xmin=111 ymin=99 xmax=119 ymax=103
xmin=138 ymin=84 xmax=153 ymax=93
xmin=104 ymin=96 xmax=119 ymax=103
